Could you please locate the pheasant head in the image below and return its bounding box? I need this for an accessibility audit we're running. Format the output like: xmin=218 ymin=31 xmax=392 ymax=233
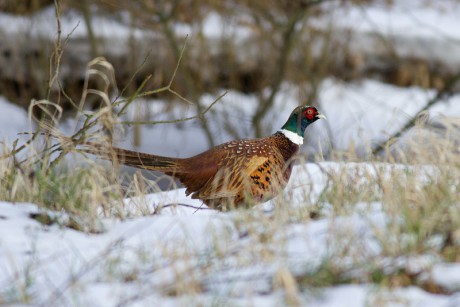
xmin=279 ymin=106 xmax=326 ymax=145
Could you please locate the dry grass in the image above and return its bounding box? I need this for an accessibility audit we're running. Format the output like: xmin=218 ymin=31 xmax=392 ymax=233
xmin=1 ymin=87 xmax=459 ymax=306
xmin=1 ymin=3 xmax=459 ymax=304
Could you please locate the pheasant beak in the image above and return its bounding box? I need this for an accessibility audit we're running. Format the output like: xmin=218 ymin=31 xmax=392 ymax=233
xmin=315 ymin=113 xmax=327 ymax=120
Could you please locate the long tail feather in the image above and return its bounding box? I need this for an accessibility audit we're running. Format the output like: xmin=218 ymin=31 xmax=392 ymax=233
xmin=82 ymin=142 xmax=180 ymax=172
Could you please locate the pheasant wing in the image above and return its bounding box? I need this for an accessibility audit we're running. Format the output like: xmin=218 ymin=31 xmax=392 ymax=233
xmin=193 ymin=155 xmax=269 ymax=200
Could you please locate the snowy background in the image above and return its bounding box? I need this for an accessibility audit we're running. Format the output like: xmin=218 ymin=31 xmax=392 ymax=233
xmin=2 ymin=163 xmax=460 ymax=306
xmin=1 ymin=1 xmax=460 ymax=306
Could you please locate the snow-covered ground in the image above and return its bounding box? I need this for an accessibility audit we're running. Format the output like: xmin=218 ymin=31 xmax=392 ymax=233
xmin=1 ymin=80 xmax=459 ymax=305
xmin=1 ymin=1 xmax=460 ymax=306
xmin=1 ymin=163 xmax=459 ymax=306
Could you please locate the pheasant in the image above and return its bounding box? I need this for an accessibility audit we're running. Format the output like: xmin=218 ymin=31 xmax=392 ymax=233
xmin=84 ymin=105 xmax=325 ymax=210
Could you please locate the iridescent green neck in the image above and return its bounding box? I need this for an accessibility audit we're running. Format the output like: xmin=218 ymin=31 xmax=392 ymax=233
xmin=278 ymin=114 xmax=304 ymax=145
xmin=281 ymin=115 xmax=303 ymax=136
xmin=281 ymin=118 xmax=303 ymax=136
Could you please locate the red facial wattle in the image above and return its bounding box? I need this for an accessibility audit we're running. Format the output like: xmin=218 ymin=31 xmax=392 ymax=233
xmin=303 ymin=107 xmax=316 ymax=121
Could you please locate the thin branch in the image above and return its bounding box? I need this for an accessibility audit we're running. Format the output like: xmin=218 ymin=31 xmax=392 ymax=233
xmin=167 ymin=88 xmax=195 ymax=105
xmin=116 ymin=50 xmax=153 ymax=101
xmin=116 ymin=75 xmax=152 ymax=117
xmin=372 ymin=72 xmax=460 ymax=155
xmin=152 ymin=203 xmax=214 ymax=214
xmin=114 ymin=35 xmax=191 ymax=115
xmin=47 ymin=4 xmax=80 ymax=102
xmin=252 ymin=9 xmax=307 ymax=137
xmin=168 ymin=34 xmax=189 ymax=89
xmin=136 ymin=85 xmax=170 ymax=97
xmin=119 ymin=91 xmax=227 ymax=125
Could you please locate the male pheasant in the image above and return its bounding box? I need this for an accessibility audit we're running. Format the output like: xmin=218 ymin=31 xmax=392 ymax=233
xmin=85 ymin=105 xmax=325 ymax=210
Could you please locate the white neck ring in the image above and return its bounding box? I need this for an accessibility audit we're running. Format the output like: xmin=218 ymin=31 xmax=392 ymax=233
xmin=279 ymin=129 xmax=304 ymax=145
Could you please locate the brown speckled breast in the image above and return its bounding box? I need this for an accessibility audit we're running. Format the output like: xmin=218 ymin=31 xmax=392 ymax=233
xmin=183 ymin=133 xmax=300 ymax=209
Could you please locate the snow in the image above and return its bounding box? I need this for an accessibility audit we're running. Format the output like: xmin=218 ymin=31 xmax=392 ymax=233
xmin=2 ymin=1 xmax=460 ymax=156
xmin=2 ymin=78 xmax=459 ymax=159
xmin=0 ymin=6 xmax=147 ymax=41
xmin=2 ymin=0 xmax=460 ymax=70
xmin=175 ymin=12 xmax=253 ymax=41
xmin=318 ymin=79 xmax=460 ymax=154
xmin=1 ymin=163 xmax=459 ymax=306
xmin=327 ymin=0 xmax=460 ymax=41
xmin=0 ymin=96 xmax=32 ymax=146
xmin=1 ymin=90 xmax=459 ymax=306
xmin=319 ymin=0 xmax=460 ymax=68
xmin=2 ymin=1 xmax=459 ymax=43
xmin=110 ymin=79 xmax=460 ymax=158
xmin=1 ymin=1 xmax=460 ymax=306
xmin=309 ymin=285 xmax=454 ymax=307
xmin=431 ymin=264 xmax=460 ymax=293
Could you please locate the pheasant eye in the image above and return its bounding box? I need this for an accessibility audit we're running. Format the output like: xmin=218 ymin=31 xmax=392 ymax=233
xmin=303 ymin=107 xmax=315 ymax=120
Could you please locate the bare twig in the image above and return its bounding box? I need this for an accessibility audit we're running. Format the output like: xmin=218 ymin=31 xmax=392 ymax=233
xmin=120 ymin=91 xmax=227 ymax=125
xmin=48 ymin=2 xmax=80 ymax=103
xmin=116 ymin=50 xmax=153 ymax=101
xmin=252 ymin=9 xmax=307 ymax=137
xmin=372 ymin=72 xmax=460 ymax=155
xmin=115 ymin=35 xmax=192 ymax=118
xmin=152 ymin=203 xmax=214 ymax=215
